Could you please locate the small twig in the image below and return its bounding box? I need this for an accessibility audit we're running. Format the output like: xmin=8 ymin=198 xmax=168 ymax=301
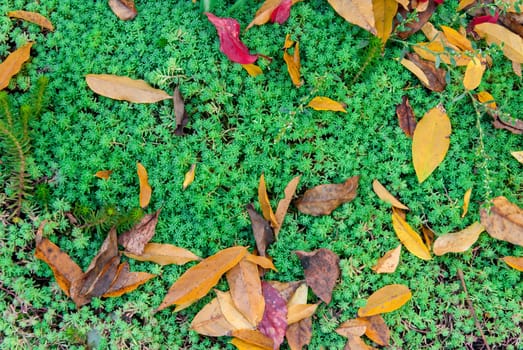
xmin=457 ymin=269 xmax=491 ymax=350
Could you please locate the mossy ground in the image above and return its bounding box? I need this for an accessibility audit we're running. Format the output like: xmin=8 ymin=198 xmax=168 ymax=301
xmin=1 ymin=0 xmax=522 ymax=349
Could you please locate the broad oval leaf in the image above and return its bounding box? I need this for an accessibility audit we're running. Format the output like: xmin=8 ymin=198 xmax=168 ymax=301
xmin=392 ymin=208 xmax=431 ymax=260
xmin=295 ymin=248 xmax=340 ymax=304
xmin=463 ymin=56 xmax=485 ymax=91
xmin=336 ymin=318 xmax=367 ymax=338
xmin=8 ymin=11 xmax=54 ymax=31
xmin=191 ymin=297 xmax=235 ymax=336
xmin=85 ymin=74 xmax=171 ymax=103
xmin=0 ymin=42 xmax=33 ymax=91
xmin=307 ymin=96 xmax=347 ymax=113
xmin=123 ymin=242 xmax=201 ymax=266
xmin=480 ymin=196 xmax=523 ymax=247
xmin=285 ymin=317 xmax=312 ymax=350
xmin=242 ymin=64 xmax=263 ymax=77
xmin=296 ymin=176 xmax=359 ymax=216
xmin=475 ymin=23 xmax=523 ymax=63
xmin=359 ymin=315 xmax=390 ymax=346
xmin=502 ymin=256 xmax=523 ymax=272
xmin=372 ymin=180 xmax=409 ymax=210
xmin=433 ymin=222 xmax=485 ymax=256
xmin=137 ymin=162 xmax=152 ymax=208
xmin=358 ymin=284 xmax=412 ymax=317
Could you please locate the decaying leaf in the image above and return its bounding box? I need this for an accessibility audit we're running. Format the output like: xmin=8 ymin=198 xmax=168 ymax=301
xmin=118 ymin=209 xmax=160 ymax=255
xmin=372 ymin=0 xmax=398 ymax=44
xmin=396 ymin=95 xmax=417 ymax=137
xmin=372 ymin=245 xmax=401 ymax=273
xmin=358 ymin=284 xmax=412 ymax=317
xmin=231 ymin=330 xmax=274 ymax=350
xmin=259 ymin=281 xmax=288 ymax=349
xmin=392 ymin=208 xmax=432 ymax=260
xmin=137 ymin=162 xmax=152 ymax=208
xmin=283 ymin=36 xmax=303 ymax=88
xmin=259 ymin=174 xmax=279 ymax=228
xmin=242 ymin=64 xmax=263 ymax=77
xmin=327 ymin=0 xmax=377 ymax=35
xmin=183 ymin=164 xmax=196 ymax=190
xmin=359 ymin=315 xmax=390 ymax=346
xmin=401 ymin=53 xmax=447 ymax=92
xmin=123 ymin=242 xmax=201 ymax=266
xmin=462 ymin=188 xmax=472 ymax=218
xmin=216 ymin=289 xmax=256 ymax=330
xmin=274 ymin=175 xmax=301 ymax=236
xmin=372 ymin=180 xmax=409 ymax=210
xmin=307 ymin=96 xmax=347 ymax=113
xmin=108 ymin=0 xmax=137 ymax=21
xmin=191 ymin=297 xmax=235 ymax=336
xmin=0 ymin=42 xmax=33 ymax=91
xmin=502 ymin=256 xmax=523 ymax=272
xmin=85 ymin=74 xmax=171 ymax=103
xmin=412 ymin=105 xmax=451 ymax=183
xmin=475 ymin=23 xmax=523 ymax=63
xmin=173 ymin=86 xmax=189 ymax=136
xmin=511 ymin=151 xmax=523 ymax=164
xmin=287 ymin=283 xmax=308 ymax=307
xmin=480 ymin=196 xmax=523 ymax=247
xmin=286 ymin=317 xmax=312 ymax=350
xmin=295 ymin=248 xmax=340 ymax=304
xmin=268 ymin=280 xmax=303 ymax=302
xmin=463 ymin=56 xmax=485 ymax=91
xmin=157 ymin=246 xmax=248 ymax=311
xmin=246 ymin=204 xmax=275 ymax=257
xmin=102 ymin=262 xmax=155 ymax=297
xmin=8 ymin=10 xmax=54 ymax=31
xmin=433 ymin=222 xmax=485 ymax=256
xmin=94 ymin=170 xmax=112 ymax=180
xmin=296 ymin=176 xmax=359 ymax=216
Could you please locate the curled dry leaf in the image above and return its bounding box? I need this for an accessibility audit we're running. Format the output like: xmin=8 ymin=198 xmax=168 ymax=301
xmin=0 ymin=42 xmax=33 ymax=91
xmin=392 ymin=208 xmax=431 ymax=260
xmin=296 ymin=176 xmax=359 ymax=216
xmin=475 ymin=23 xmax=523 ymax=63
xmin=396 ymin=95 xmax=417 ymax=138
xmin=372 ymin=245 xmax=401 ymax=273
xmin=242 ymin=64 xmax=263 ymax=77
xmin=358 ymin=284 xmax=412 ymax=317
xmin=8 ymin=10 xmax=54 ymax=31
xmin=372 ymin=0 xmax=398 ymax=44
xmin=246 ymin=204 xmax=275 ymax=257
xmin=502 ymin=256 xmax=523 ymax=272
xmin=173 ymin=87 xmax=189 ymax=136
xmin=231 ymin=330 xmax=274 ymax=350
xmin=372 ymin=180 xmax=409 ymax=210
xmin=102 ymin=262 xmax=155 ymax=297
xmin=286 ymin=317 xmax=312 ymax=350
xmin=108 ymin=0 xmax=137 ymax=21
xmin=274 ymin=175 xmax=300 ymax=236
xmin=118 ymin=209 xmax=160 ymax=255
xmin=183 ymin=164 xmax=196 ymax=190
xmin=480 ymin=196 xmax=523 ymax=247
xmin=259 ymin=174 xmax=279 ymax=228
xmin=283 ymin=36 xmax=303 ymax=88
xmin=94 ymin=170 xmax=112 ymax=180
xmin=85 ymin=74 xmax=171 ymax=103
xmin=433 ymin=222 xmax=485 ymax=256
xmin=401 ymin=53 xmax=447 ymax=92
xmin=123 ymin=242 xmax=201 ymax=266
xmin=137 ymin=162 xmax=152 ymax=208
xmin=327 ymin=0 xmax=376 ymax=35
xmin=191 ymin=297 xmax=235 ymax=336
xmin=422 ymin=225 xmax=435 ymax=248
xmin=259 ymin=281 xmax=288 ymax=349
xmin=216 ymin=290 xmax=256 ymax=330
xmin=295 ymin=248 xmax=340 ymax=304
xmin=462 ymin=188 xmax=472 ymax=218
xmin=308 ymin=96 xmax=347 ymax=113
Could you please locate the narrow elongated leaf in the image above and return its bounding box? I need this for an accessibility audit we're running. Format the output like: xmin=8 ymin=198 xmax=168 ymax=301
xmin=296 ymin=176 xmax=359 ymax=216
xmin=463 ymin=56 xmax=485 ymax=90
xmin=173 ymin=87 xmax=189 ymax=136
xmin=358 ymin=284 xmax=412 ymax=317
xmin=286 ymin=317 xmax=312 ymax=350
xmin=372 ymin=0 xmax=398 ymax=44
xmin=191 ymin=297 xmax=235 ymax=336
xmin=412 ymin=105 xmax=451 ymax=183
xmin=284 ymin=38 xmax=303 ymax=88
xmin=308 ymin=96 xmax=347 ymax=113
xmin=502 ymin=256 xmax=523 ymax=271
xmin=123 ymin=243 xmax=201 ymax=265
xmin=183 ymin=164 xmax=196 ymax=190
xmin=433 ymin=222 xmax=485 ymax=256
xmin=246 ymin=204 xmax=275 ymax=257
xmin=85 ymin=74 xmax=171 ymax=103
xmin=102 ymin=262 xmax=155 ymax=297
xmin=274 ymin=175 xmax=301 ymax=236
xmin=475 ymin=23 xmax=523 ymax=63
xmin=259 ymin=281 xmax=287 ymax=349
xmin=8 ymin=11 xmax=54 ymax=31
xmin=372 ymin=180 xmax=409 ymax=210
xmin=392 ymin=208 xmax=431 ymax=260
xmin=295 ymin=249 xmax=340 ymax=304
xmin=400 ymin=58 xmax=429 ymax=87
xmin=137 ymin=162 xmax=152 ymax=208
xmin=108 ymin=0 xmax=137 ymax=20
xmin=118 ymin=209 xmax=160 ymax=255
xmin=327 ymin=0 xmax=376 ymax=35
xmin=0 ymin=42 xmax=33 ymax=91
xmin=401 ymin=53 xmax=447 ymax=92
xmin=396 ymin=95 xmax=417 ymax=137
xmin=462 ymin=188 xmax=472 ymax=218
xmin=480 ymin=196 xmax=523 ymax=247
xmin=259 ymin=174 xmax=279 ymax=228
xmin=372 ymin=245 xmax=401 ymax=273
xmin=216 ymin=290 xmax=256 ymax=330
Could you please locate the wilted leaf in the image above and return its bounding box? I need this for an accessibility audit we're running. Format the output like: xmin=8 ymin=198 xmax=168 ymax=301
xmin=259 ymin=281 xmax=288 ymax=349
xmin=372 ymin=245 xmax=401 ymax=273
xmin=511 ymin=151 xmax=523 ymax=163
xmin=295 ymin=248 xmax=340 ymax=303
xmin=259 ymin=174 xmax=279 ymax=228
xmin=118 ymin=209 xmax=160 ymax=255
xmin=287 ymin=304 xmax=318 ymax=324
xmin=102 ymin=262 xmax=155 ymax=297
xmin=475 ymin=23 xmax=523 ymax=63
xmin=392 ymin=208 xmax=431 ymax=260
xmin=433 ymin=222 xmax=485 ymax=256
xmin=0 ymin=42 xmax=33 ymax=91
xmin=231 ymin=330 xmax=274 ymax=350
xmin=123 ymin=242 xmax=201 ymax=266
xmin=372 ymin=0 xmax=398 ymax=44
xmin=246 ymin=204 xmax=275 ymax=257
xmin=327 ymin=0 xmax=376 ymax=35
xmin=463 ymin=56 xmax=485 ymax=90
xmin=94 ymin=170 xmax=112 ymax=179
xmin=274 ymin=175 xmax=300 ymax=236
xmin=480 ymin=196 xmax=523 ymax=247
xmin=308 ymin=96 xmax=347 ymax=113
xmin=372 ymin=180 xmax=409 ymax=210
xmin=462 ymin=188 xmax=472 ymax=218
xmin=157 ymin=246 xmax=248 ymax=311
xmin=296 ymin=176 xmax=359 ymax=216
xmin=108 ymin=0 xmax=137 ymax=20
xmin=502 ymin=256 xmax=523 ymax=271
xmin=242 ymin=64 xmax=263 ymax=77
xmin=359 ymin=315 xmax=390 ymax=346
xmin=401 ymin=53 xmax=447 ymax=92
xmin=183 ymin=164 xmax=196 ymax=190
xmin=358 ymin=284 xmax=412 ymax=317
xmin=173 ymin=86 xmax=189 ymax=136
xmin=286 ymin=317 xmax=312 ymax=350
xmin=284 ymin=37 xmax=303 ymax=88
xmin=440 ymin=25 xmax=473 ymax=51
xmin=216 ymin=290 xmax=256 ymax=330
xmin=245 ymin=254 xmax=277 ymax=270
xmin=191 ymin=297 xmax=235 ymax=336
xmin=137 ymin=162 xmax=152 ymax=208
xmin=8 ymin=10 xmax=54 ymax=31
xmin=336 ymin=318 xmax=367 ymax=338
xmin=396 ymin=1 xmax=436 ymax=39
xmin=396 ymin=95 xmax=417 ymax=137
xmin=412 ymin=105 xmax=451 ymax=183
xmin=85 ymin=74 xmax=171 ymax=103
xmin=206 ymin=13 xmax=258 ymax=64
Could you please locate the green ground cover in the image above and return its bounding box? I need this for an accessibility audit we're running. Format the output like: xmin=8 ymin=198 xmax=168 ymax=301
xmin=0 ymin=0 xmax=522 ymax=348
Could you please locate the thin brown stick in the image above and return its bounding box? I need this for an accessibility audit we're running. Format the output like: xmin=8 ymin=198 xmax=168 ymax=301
xmin=457 ymin=269 xmax=491 ymax=350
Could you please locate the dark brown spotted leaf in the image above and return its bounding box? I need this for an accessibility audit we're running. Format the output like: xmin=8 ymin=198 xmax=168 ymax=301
xmin=259 ymin=281 xmax=287 ymax=349
xmin=118 ymin=209 xmax=160 ymax=255
xmin=246 ymin=203 xmax=275 ymax=256
xmin=396 ymin=95 xmax=417 ymax=137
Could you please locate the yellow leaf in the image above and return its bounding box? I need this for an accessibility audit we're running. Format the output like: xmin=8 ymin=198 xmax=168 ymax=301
xmin=475 ymin=23 xmax=523 ymax=63
xmin=94 ymin=170 xmax=113 ymax=179
xmin=183 ymin=164 xmax=196 ymax=190
xmin=123 ymin=243 xmax=201 ymax=266
xmin=502 ymin=256 xmax=523 ymax=272
xmin=394 ymin=0 xmax=409 ymax=10
xmin=463 ymin=56 xmax=485 ymax=91
xmin=231 ymin=330 xmax=274 ymax=350
xmin=511 ymin=151 xmax=523 ymax=164
xmin=216 ymin=290 xmax=256 ymax=330
xmin=392 ymin=208 xmax=431 ymax=260
xmin=462 ymin=188 xmax=472 ymax=218
xmin=307 ymin=96 xmax=347 ymax=113
xmin=156 ymin=246 xmax=248 ymax=311
xmin=137 ymin=162 xmax=152 ymax=208
xmin=400 ymin=58 xmax=430 ymax=86
xmin=191 ymin=297 xmax=235 ymax=336
xmin=242 ymin=64 xmax=263 ymax=77
xmin=476 ymin=91 xmax=497 ymax=109
xmin=8 ymin=10 xmax=54 ymax=31
xmin=457 ymin=0 xmax=475 ymax=11
xmin=440 ymin=25 xmax=473 ymax=51
xmin=358 ymin=284 xmax=412 ymax=317
xmin=287 ymin=283 xmax=308 ymax=307
xmin=258 ymin=174 xmax=279 ymax=228
xmin=287 ymin=304 xmax=319 ymax=324
xmin=274 ymin=175 xmax=300 ymax=236
xmin=372 ymin=0 xmax=397 ymax=44
xmin=413 ymin=41 xmax=471 ymax=66
xmin=372 ymin=180 xmax=409 ymax=210
xmin=327 ymin=0 xmax=376 ymax=35
xmin=372 ymin=245 xmax=401 ymax=273
xmin=412 ymin=105 xmax=451 ymax=183
xmin=0 ymin=42 xmax=33 ymax=91
xmin=231 ymin=338 xmax=270 ymax=350
xmin=433 ymin=222 xmax=485 ymax=256
xmin=85 ymin=74 xmax=171 ymax=103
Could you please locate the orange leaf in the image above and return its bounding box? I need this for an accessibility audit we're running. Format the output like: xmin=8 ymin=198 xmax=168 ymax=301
xmin=440 ymin=25 xmax=473 ymax=51
xmin=137 ymin=162 xmax=152 ymax=208
xmin=392 ymin=208 xmax=431 ymax=260
xmin=8 ymin=11 xmax=54 ymax=31
xmin=287 ymin=304 xmax=318 ymax=324
xmin=258 ymin=174 xmax=279 ymax=228
xmin=307 ymin=96 xmax=347 ymax=113
xmin=274 ymin=175 xmax=300 ymax=236
xmin=433 ymin=222 xmax=485 ymax=256
xmin=372 ymin=245 xmax=401 ymax=273
xmin=476 ymin=91 xmax=497 ymax=109
xmin=123 ymin=242 xmax=201 ymax=266
xmin=183 ymin=164 xmax=196 ymax=190
xmin=242 ymin=64 xmax=263 ymax=77
xmin=245 ymin=254 xmax=277 ymax=271
xmin=283 ymin=36 xmax=303 ymax=88
xmin=230 ymin=337 xmax=270 ymax=350
xmin=94 ymin=170 xmax=112 ymax=179
xmin=85 ymin=74 xmax=171 ymax=103
xmin=102 ymin=262 xmax=155 ymax=297
xmin=358 ymin=284 xmax=412 ymax=317
xmin=359 ymin=315 xmax=390 ymax=346
xmin=0 ymin=42 xmax=33 ymax=91
xmin=462 ymin=188 xmax=472 ymax=218
xmin=413 ymin=41 xmax=470 ymax=66
xmin=191 ymin=297 xmax=235 ymax=336
xmin=502 ymin=256 xmax=523 ymax=271
xmin=372 ymin=180 xmax=409 ymax=210
xmin=247 ymin=0 xmax=283 ymax=30
xmin=231 ymin=330 xmax=274 ymax=350
xmin=372 ymin=0 xmax=398 ymax=44
xmin=327 ymin=0 xmax=376 ymax=35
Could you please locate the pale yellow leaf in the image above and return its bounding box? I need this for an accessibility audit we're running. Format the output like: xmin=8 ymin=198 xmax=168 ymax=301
xmin=0 ymin=42 xmax=33 ymax=91
xmin=463 ymin=56 xmax=485 ymax=91
xmin=288 ymin=283 xmax=308 ymax=307
xmin=392 ymin=208 xmax=431 ymax=260
xmin=358 ymin=284 xmax=412 ymax=317
xmin=242 ymin=64 xmax=263 ymax=77
xmin=457 ymin=0 xmax=475 ymax=11
xmin=123 ymin=242 xmax=201 ymax=266
xmin=433 ymin=222 xmax=485 ymax=256
xmin=372 ymin=245 xmax=401 ymax=273
xmin=400 ymin=58 xmax=430 ymax=86
xmin=462 ymin=188 xmax=472 ymax=218
xmin=440 ymin=25 xmax=473 ymax=51
xmin=216 ymin=290 xmax=256 ymax=330
xmin=8 ymin=10 xmax=54 ymax=31
xmin=502 ymin=256 xmax=523 ymax=271
xmin=372 ymin=180 xmax=409 ymax=210
xmin=475 ymin=23 xmax=523 ymax=63
xmin=183 ymin=164 xmax=196 ymax=190
xmin=308 ymin=96 xmax=347 ymax=113
xmin=191 ymin=297 xmax=235 ymax=336
xmin=137 ymin=162 xmax=152 ymax=208
xmin=372 ymin=0 xmax=398 ymax=44
xmin=85 ymin=74 xmax=171 ymax=103
xmin=511 ymin=151 xmax=523 ymax=164
xmin=287 ymin=304 xmax=318 ymax=324
xmin=327 ymin=0 xmax=377 ymax=35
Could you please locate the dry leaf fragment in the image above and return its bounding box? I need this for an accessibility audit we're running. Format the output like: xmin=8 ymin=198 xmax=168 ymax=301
xmin=85 ymin=74 xmax=171 ymax=103
xmin=123 ymin=242 xmax=201 ymax=266
xmin=286 ymin=317 xmax=312 ymax=350
xmin=94 ymin=170 xmax=112 ymax=179
xmin=231 ymin=330 xmax=274 ymax=350
xmin=480 ymin=196 xmax=523 ymax=247
xmin=173 ymin=86 xmax=189 ymax=136
xmin=462 ymin=188 xmax=472 ymax=218
xmin=307 ymin=96 xmax=347 ymax=113
xmin=259 ymin=281 xmax=288 ymax=349
xmin=296 ymin=176 xmax=359 ymax=216
xmin=0 ymin=42 xmax=33 ymax=91
xmin=108 ymin=0 xmax=137 ymax=21
xmin=137 ymin=162 xmax=152 ymax=208
xmin=259 ymin=174 xmax=279 ymax=228
xmin=336 ymin=318 xmax=367 ymax=338
xmin=102 ymin=262 xmax=155 ymax=297
xmin=327 ymin=0 xmax=377 ymax=35
xmin=396 ymin=95 xmax=417 ymax=137
xmin=8 ymin=10 xmax=54 ymax=31
xmin=287 ymin=283 xmax=308 ymax=307
xmin=295 ymin=248 xmax=340 ymax=304
xmin=392 ymin=208 xmax=431 ymax=260
xmin=246 ymin=204 xmax=275 ymax=257
xmin=502 ymin=256 xmax=523 ymax=271
xmin=268 ymin=280 xmax=303 ymax=302
xmin=283 ymin=38 xmax=303 ymax=88
xmin=118 ymin=209 xmax=160 ymax=255
xmin=216 ymin=290 xmax=256 ymax=330
xmin=401 ymin=53 xmax=447 ymax=92
xmin=372 ymin=180 xmax=409 ymax=210
xmin=372 ymin=0 xmax=398 ymax=44
xmin=433 ymin=222 xmax=485 ymax=256
xmin=511 ymin=151 xmax=523 ymax=164
xmin=359 ymin=315 xmax=390 ymax=346
xmin=191 ymin=297 xmax=235 ymax=336
xmin=274 ymin=175 xmax=300 ymax=236
xmin=475 ymin=23 xmax=523 ymax=63
xmin=358 ymin=284 xmax=412 ymax=317
xmin=242 ymin=64 xmax=263 ymax=77
xmin=183 ymin=164 xmax=196 ymax=190
xmin=157 ymin=246 xmax=248 ymax=311
xmin=372 ymin=245 xmax=401 ymax=273
xmin=463 ymin=56 xmax=485 ymax=90
xmin=512 ymin=61 xmax=522 ymax=77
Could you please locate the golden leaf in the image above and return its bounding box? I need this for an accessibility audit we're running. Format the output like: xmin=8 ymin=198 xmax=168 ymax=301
xmin=413 ymin=41 xmax=470 ymax=66
xmin=0 ymin=42 xmax=33 ymax=91
xmin=502 ymin=256 xmax=523 ymax=272
xmin=85 ymin=74 xmax=171 ymax=103
xmin=392 ymin=208 xmax=431 ymax=260
xmin=457 ymin=0 xmax=475 ymax=11
xmin=307 ymin=96 xmax=347 ymax=113
xmin=274 ymin=175 xmax=300 ymax=236
xmin=400 ymin=58 xmax=430 ymax=87
xmin=123 ymin=243 xmax=201 ymax=266
xmin=462 ymin=188 xmax=472 ymax=218
xmin=476 ymin=91 xmax=497 ymax=109
xmin=231 ymin=330 xmax=274 ymax=350
xmin=102 ymin=262 xmax=156 ymax=297
xmin=283 ymin=38 xmax=303 ymax=88
xmin=244 ymin=254 xmax=277 ymax=270
xmin=372 ymin=245 xmax=401 ymax=273
xmin=433 ymin=222 xmax=485 ymax=256
xmin=358 ymin=284 xmax=412 ymax=317
xmin=8 ymin=10 xmax=54 ymax=31
xmin=372 ymin=180 xmax=409 ymax=210
xmin=242 ymin=64 xmax=263 ymax=77
xmin=287 ymin=304 xmax=318 ymax=325
xmin=258 ymin=174 xmax=279 ymax=228
xmin=475 ymin=23 xmax=523 ymax=63
xmin=137 ymin=162 xmax=152 ymax=208
xmin=463 ymin=56 xmax=485 ymax=91
xmin=440 ymin=25 xmax=473 ymax=51
xmin=372 ymin=0 xmax=398 ymax=44
xmin=327 ymin=0 xmax=376 ymax=35
xmin=183 ymin=164 xmax=196 ymax=190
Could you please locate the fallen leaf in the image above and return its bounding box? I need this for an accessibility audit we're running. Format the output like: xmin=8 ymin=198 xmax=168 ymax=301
xmin=480 ymin=196 xmax=523 ymax=247
xmin=283 ymin=37 xmax=303 ymax=88
xmin=413 ymin=41 xmax=471 ymax=66
xmin=440 ymin=25 xmax=473 ymax=51
xmin=392 ymin=208 xmax=431 ymax=260
xmin=94 ymin=170 xmax=112 ymax=179
xmin=463 ymin=56 xmax=485 ymax=90
xmin=137 ymin=162 xmax=152 ymax=208
xmin=294 ymin=248 xmax=340 ymax=304
xmin=296 ymin=176 xmax=359 ymax=216
xmin=231 ymin=338 xmax=271 ymax=350
xmin=270 ymin=0 xmax=292 ymax=24
xmin=401 ymin=53 xmax=447 ymax=92
xmin=259 ymin=281 xmax=288 ymax=349
xmin=422 ymin=225 xmax=435 ymax=248
xmin=462 ymin=188 xmax=472 ymax=218
xmin=102 ymin=262 xmax=155 ymax=297
xmin=502 ymin=256 xmax=523 ymax=271
xmin=247 ymin=0 xmax=300 ymax=30
xmin=242 ymin=64 xmax=263 ymax=77
xmin=274 ymin=175 xmax=301 ymax=236
xmin=457 ymin=0 xmax=475 ymax=11
xmin=287 ymin=283 xmax=308 ymax=307
xmin=307 ymin=96 xmax=347 ymax=113
xmin=395 ymin=1 xmax=436 ymax=39
xmin=359 ymin=315 xmax=390 ymax=346
xmin=231 ymin=330 xmax=274 ymax=350
xmin=206 ymin=13 xmax=258 ymax=64
xmin=412 ymin=105 xmax=451 ymax=183
xmin=372 ymin=0 xmax=398 ymax=44
xmin=268 ymin=280 xmax=303 ymax=302
xmin=358 ymin=284 xmax=412 ymax=317
xmin=475 ymin=92 xmax=523 ymax=134
xmin=476 ymin=91 xmax=496 ymax=109
xmin=85 ymin=74 xmax=171 ymax=103
xmin=216 ymin=290 xmax=256 ymax=330
xmin=343 ymin=336 xmax=374 ymax=350
xmin=191 ymin=297 xmax=235 ymax=336
xmin=246 ymin=204 xmax=275 ymax=257
xmin=396 ymin=95 xmax=417 ymax=137
xmin=183 ymin=164 xmax=196 ymax=190
xmin=123 ymin=242 xmax=201 ymax=265
xmin=475 ymin=23 xmax=523 ymax=63
xmin=336 ymin=318 xmax=367 ymax=338
xmin=157 ymin=246 xmax=248 ymax=311
xmin=8 ymin=10 xmax=54 ymax=31
xmin=245 ymin=254 xmax=277 ymax=270
xmin=287 ymin=304 xmax=318 ymax=325
xmin=372 ymin=180 xmax=409 ymax=210
xmin=372 ymin=245 xmax=401 ymax=273
xmin=0 ymin=42 xmax=33 ymax=91
xmin=327 ymin=0 xmax=377 ymax=35
xmin=511 ymin=151 xmax=523 ymax=163
xmin=512 ymin=61 xmax=522 ymax=77
xmin=108 ymin=0 xmax=137 ymax=20
xmin=173 ymin=86 xmax=189 ymax=136
xmin=286 ymin=317 xmax=312 ymax=350
xmin=118 ymin=209 xmax=160 ymax=255
xmin=433 ymin=222 xmax=485 ymax=256
xmin=259 ymin=174 xmax=279 ymax=228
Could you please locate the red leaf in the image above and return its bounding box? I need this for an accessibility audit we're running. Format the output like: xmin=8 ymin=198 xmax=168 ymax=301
xmin=270 ymin=0 xmax=292 ymax=24
xmin=205 ymin=13 xmax=258 ymax=64
xmin=259 ymin=281 xmax=287 ymax=349
xmin=469 ymin=13 xmax=499 ymax=31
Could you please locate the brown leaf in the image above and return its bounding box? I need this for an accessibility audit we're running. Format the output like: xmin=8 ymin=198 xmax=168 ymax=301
xmin=258 ymin=174 xmax=279 ymax=228
xmin=108 ymin=0 xmax=137 ymax=20
xmin=372 ymin=180 xmax=409 ymax=210
xmin=502 ymin=256 xmax=523 ymax=271
xmin=274 ymin=175 xmax=301 ymax=236
xmin=216 ymin=290 xmax=256 ymax=330
xmin=0 ymin=42 xmax=33 ymax=91
xmin=358 ymin=284 xmax=412 ymax=317
xmin=8 ymin=10 xmax=54 ymax=31
xmin=372 ymin=245 xmax=401 ymax=274
xmin=137 ymin=162 xmax=152 ymax=208
xmin=85 ymin=74 xmax=171 ymax=103
xmin=123 ymin=242 xmax=201 ymax=266
xmin=344 ymin=336 xmax=375 ymax=350
xmin=336 ymin=318 xmax=367 ymax=338
xmin=433 ymin=222 xmax=485 ymax=256
xmin=286 ymin=317 xmax=312 ymax=350
xmin=183 ymin=164 xmax=196 ymax=190
xmin=295 ymin=248 xmax=340 ymax=304
xmin=259 ymin=281 xmax=288 ymax=349
xmin=173 ymin=86 xmax=189 ymax=136
xmin=102 ymin=262 xmax=155 ymax=297
xmin=246 ymin=204 xmax=275 ymax=257
xmin=395 ymin=0 xmax=436 ymax=39
xmin=296 ymin=176 xmax=359 ymax=216
xmin=421 ymin=225 xmax=435 ymax=248
xmin=191 ymin=297 xmax=235 ymax=336
xmin=396 ymin=95 xmax=417 ymax=137
xmin=283 ymin=36 xmax=303 ymax=88
xmin=231 ymin=330 xmax=274 ymax=350
xmin=94 ymin=170 xmax=112 ymax=179
xmin=480 ymin=196 xmax=523 ymax=247
xmin=157 ymin=246 xmax=248 ymax=311
xmin=118 ymin=209 xmax=160 ymax=255
xmin=401 ymin=53 xmax=447 ymax=92
xmin=359 ymin=315 xmax=390 ymax=346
